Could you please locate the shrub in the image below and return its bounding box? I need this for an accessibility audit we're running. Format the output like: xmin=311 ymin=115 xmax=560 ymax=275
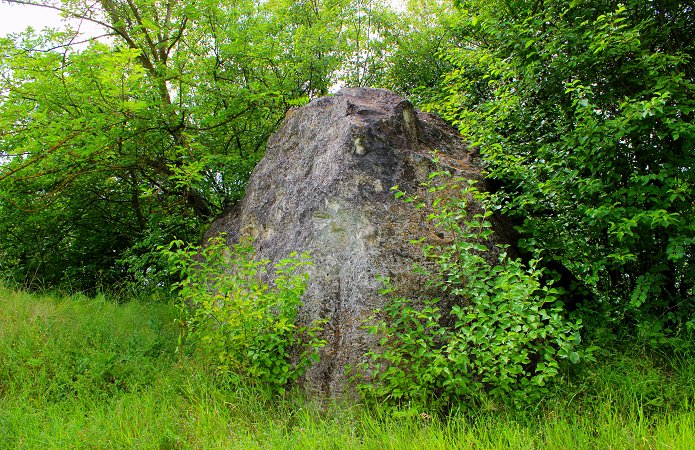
xmin=431 ymin=0 xmax=694 ymax=336
xmin=163 ymin=236 xmax=325 ymax=394
xmin=356 ymin=171 xmax=590 ymax=410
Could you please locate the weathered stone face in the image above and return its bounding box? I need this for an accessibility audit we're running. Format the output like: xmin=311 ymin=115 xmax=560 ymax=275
xmin=206 ymin=88 xmax=503 ymax=396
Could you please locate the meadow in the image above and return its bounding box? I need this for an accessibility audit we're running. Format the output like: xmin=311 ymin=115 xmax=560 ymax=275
xmin=1 ymin=286 xmax=693 ymax=449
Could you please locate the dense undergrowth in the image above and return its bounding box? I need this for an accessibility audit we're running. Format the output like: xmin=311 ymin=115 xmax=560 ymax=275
xmin=1 ymin=286 xmax=692 ymax=449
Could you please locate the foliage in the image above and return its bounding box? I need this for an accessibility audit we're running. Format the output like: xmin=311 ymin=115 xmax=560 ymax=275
xmin=163 ymin=236 xmax=325 ymax=393
xmin=356 ymin=171 xmax=587 ymax=411
xmin=372 ymin=0 xmax=459 ymax=105
xmin=0 ymin=0 xmax=396 ymax=292
xmin=428 ymin=0 xmax=694 ymax=335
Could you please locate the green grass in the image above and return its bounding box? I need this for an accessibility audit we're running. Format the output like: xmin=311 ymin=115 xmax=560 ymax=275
xmin=1 ymin=286 xmax=693 ymax=449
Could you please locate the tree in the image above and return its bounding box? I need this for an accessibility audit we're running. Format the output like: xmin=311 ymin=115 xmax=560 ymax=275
xmin=429 ymin=0 xmax=694 ymax=331
xmin=0 ymin=0 xmax=387 ymax=291
xmin=371 ymin=0 xmax=458 ymax=104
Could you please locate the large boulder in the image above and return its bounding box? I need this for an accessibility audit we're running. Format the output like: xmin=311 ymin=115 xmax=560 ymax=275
xmin=206 ymin=88 xmax=510 ymax=396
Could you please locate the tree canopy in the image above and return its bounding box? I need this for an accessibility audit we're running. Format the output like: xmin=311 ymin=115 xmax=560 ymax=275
xmin=0 ymin=0 xmax=396 ymax=290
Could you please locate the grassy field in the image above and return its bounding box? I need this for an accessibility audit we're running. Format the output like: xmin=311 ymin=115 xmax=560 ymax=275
xmin=0 ymin=286 xmax=693 ymax=449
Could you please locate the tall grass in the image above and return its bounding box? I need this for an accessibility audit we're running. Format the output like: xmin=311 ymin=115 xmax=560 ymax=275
xmin=1 ymin=286 xmax=693 ymax=449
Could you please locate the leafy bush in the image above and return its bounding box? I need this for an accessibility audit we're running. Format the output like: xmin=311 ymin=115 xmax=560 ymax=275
xmin=164 ymin=236 xmax=325 ymax=393
xmin=116 ymin=215 xmax=201 ymax=300
xmin=430 ymin=0 xmax=694 ymax=336
xmin=356 ymin=171 xmax=589 ymax=410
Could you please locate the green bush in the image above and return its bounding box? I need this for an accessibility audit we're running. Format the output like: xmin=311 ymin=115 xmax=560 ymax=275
xmin=430 ymin=0 xmax=694 ymax=337
xmin=356 ymin=171 xmax=590 ymax=410
xmin=164 ymin=236 xmax=325 ymax=394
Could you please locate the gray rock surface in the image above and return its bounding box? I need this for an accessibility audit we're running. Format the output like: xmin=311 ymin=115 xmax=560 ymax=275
xmin=206 ymin=88 xmax=508 ymax=396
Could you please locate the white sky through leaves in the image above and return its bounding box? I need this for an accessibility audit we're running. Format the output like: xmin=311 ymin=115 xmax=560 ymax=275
xmin=0 ymin=0 xmax=406 ymax=37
